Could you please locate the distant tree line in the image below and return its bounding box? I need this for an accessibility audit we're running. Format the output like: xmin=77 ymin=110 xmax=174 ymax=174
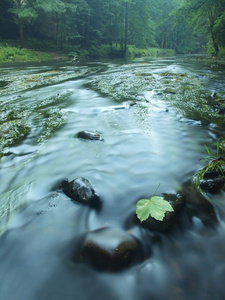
xmin=0 ymin=0 xmax=225 ymax=56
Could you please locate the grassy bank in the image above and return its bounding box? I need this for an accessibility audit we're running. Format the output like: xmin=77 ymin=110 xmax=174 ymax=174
xmin=75 ymin=44 xmax=175 ymax=59
xmin=0 ymin=43 xmax=175 ymax=63
xmin=125 ymin=45 xmax=175 ymax=57
xmin=0 ymin=45 xmax=52 ymax=62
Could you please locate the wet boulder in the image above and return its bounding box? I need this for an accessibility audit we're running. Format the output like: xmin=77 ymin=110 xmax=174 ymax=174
xmin=182 ymin=183 xmax=218 ymax=227
xmin=62 ymin=177 xmax=101 ymax=209
xmin=140 ymin=193 xmax=185 ymax=233
xmin=199 ymin=170 xmax=225 ymax=194
xmin=200 ymin=178 xmax=225 ymax=194
xmin=75 ymin=227 xmax=144 ymax=272
xmin=77 ymin=130 xmax=103 ymax=141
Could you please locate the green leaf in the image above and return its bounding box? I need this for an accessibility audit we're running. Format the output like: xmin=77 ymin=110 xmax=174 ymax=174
xmin=148 ymin=196 xmax=174 ymax=221
xmin=136 ymin=199 xmax=151 ymax=222
xmin=136 ymin=195 xmax=174 ymax=222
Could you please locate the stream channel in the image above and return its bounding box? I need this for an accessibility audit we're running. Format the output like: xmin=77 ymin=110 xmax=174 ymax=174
xmin=0 ymin=55 xmax=225 ymax=300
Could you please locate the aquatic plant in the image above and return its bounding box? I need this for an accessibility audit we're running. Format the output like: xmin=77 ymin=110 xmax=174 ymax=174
xmin=136 ymin=184 xmax=174 ymax=222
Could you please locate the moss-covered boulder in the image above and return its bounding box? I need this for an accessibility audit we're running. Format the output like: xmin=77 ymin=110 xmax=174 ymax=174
xmin=194 ymin=156 xmax=225 ymax=195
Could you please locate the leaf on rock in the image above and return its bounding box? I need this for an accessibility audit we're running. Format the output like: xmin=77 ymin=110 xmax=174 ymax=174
xmin=136 ymin=196 xmax=174 ymax=222
xmin=136 ymin=199 xmax=152 ymax=222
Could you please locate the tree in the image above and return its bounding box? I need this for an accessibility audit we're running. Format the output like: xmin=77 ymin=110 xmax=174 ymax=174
xmin=174 ymin=0 xmax=225 ymax=55
xmin=9 ymin=0 xmax=65 ymax=47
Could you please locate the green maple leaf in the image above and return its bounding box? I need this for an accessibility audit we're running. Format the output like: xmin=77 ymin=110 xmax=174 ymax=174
xmin=136 ymin=185 xmax=174 ymax=222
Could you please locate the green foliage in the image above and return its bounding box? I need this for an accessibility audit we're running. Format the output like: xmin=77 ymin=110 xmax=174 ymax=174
xmin=126 ymin=46 xmax=174 ymax=58
xmin=218 ymin=47 xmax=225 ymax=58
xmin=194 ymin=141 xmax=225 ymax=194
xmin=136 ymin=184 xmax=174 ymax=222
xmin=203 ymin=141 xmax=220 ymax=166
xmin=1 ymin=0 xmax=225 ymax=56
xmin=0 ymin=46 xmax=51 ymax=62
xmin=175 ymin=0 xmax=225 ymax=55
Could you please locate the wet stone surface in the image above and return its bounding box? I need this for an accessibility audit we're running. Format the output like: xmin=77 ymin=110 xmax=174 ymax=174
xmin=77 ymin=130 xmax=103 ymax=141
xmin=200 ymin=178 xmax=225 ymax=194
xmin=62 ymin=177 xmax=101 ymax=209
xmin=139 ymin=193 xmax=185 ymax=233
xmin=74 ymin=227 xmax=145 ymax=272
xmin=182 ymin=183 xmax=218 ymax=227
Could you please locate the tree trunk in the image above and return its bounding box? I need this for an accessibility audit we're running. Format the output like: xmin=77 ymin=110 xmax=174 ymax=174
xmin=18 ymin=18 xmax=25 ymax=47
xmin=212 ymin=35 xmax=219 ymax=56
xmin=208 ymin=9 xmax=219 ymax=56
xmin=161 ymin=31 xmax=165 ymax=49
xmin=123 ymin=2 xmax=129 ymax=56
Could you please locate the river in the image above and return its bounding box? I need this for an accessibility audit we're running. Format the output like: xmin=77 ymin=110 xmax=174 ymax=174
xmin=0 ymin=55 xmax=225 ymax=300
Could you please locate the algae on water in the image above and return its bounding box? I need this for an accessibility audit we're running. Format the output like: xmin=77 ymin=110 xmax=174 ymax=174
xmin=87 ymin=64 xmax=225 ymax=127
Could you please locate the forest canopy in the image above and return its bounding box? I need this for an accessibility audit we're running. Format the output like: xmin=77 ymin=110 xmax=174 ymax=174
xmin=0 ymin=0 xmax=225 ymax=57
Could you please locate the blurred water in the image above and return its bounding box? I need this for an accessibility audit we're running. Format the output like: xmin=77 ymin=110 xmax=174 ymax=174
xmin=0 ymin=56 xmax=225 ymax=300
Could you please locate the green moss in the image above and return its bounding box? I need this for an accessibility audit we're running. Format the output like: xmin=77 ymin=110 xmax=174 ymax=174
xmin=38 ymin=109 xmax=67 ymax=142
xmin=0 ymin=120 xmax=30 ymax=157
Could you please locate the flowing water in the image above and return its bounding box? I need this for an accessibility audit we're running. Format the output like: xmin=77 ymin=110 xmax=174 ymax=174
xmin=0 ymin=56 xmax=225 ymax=300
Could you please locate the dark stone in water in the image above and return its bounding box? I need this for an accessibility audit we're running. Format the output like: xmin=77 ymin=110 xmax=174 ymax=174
xmin=141 ymin=193 xmax=185 ymax=233
xmin=77 ymin=130 xmax=103 ymax=141
xmin=182 ymin=184 xmax=218 ymax=227
xmin=203 ymin=170 xmax=222 ymax=180
xmin=200 ymin=178 xmax=225 ymax=194
xmin=62 ymin=177 xmax=101 ymax=209
xmin=75 ymin=227 xmax=144 ymax=272
xmin=0 ymin=80 xmax=9 ymax=88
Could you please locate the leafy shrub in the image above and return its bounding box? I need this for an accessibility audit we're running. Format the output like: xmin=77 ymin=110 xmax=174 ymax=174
xmin=126 ymin=45 xmax=174 ymax=58
xmin=0 ymin=45 xmax=51 ymax=62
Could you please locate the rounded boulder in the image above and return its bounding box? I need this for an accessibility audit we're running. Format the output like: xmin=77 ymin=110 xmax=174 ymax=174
xmin=62 ymin=177 xmax=101 ymax=209
xmin=75 ymin=227 xmax=144 ymax=272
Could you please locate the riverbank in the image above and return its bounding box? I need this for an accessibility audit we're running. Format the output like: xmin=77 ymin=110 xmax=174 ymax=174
xmin=0 ymin=43 xmax=175 ymax=63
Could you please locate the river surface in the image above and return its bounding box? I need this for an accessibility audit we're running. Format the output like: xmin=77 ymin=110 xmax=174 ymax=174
xmin=0 ymin=56 xmax=225 ymax=300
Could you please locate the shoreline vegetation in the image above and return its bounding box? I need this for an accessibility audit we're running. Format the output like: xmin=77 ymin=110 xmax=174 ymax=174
xmin=1 ymin=43 xmax=225 ymax=65
xmin=0 ymin=42 xmax=175 ymax=63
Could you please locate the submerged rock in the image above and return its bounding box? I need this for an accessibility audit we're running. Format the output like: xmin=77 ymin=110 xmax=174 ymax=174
xmin=77 ymin=130 xmax=103 ymax=141
xmin=182 ymin=184 xmax=218 ymax=227
xmin=140 ymin=193 xmax=185 ymax=233
xmin=62 ymin=177 xmax=101 ymax=209
xmin=74 ymin=227 xmax=144 ymax=272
